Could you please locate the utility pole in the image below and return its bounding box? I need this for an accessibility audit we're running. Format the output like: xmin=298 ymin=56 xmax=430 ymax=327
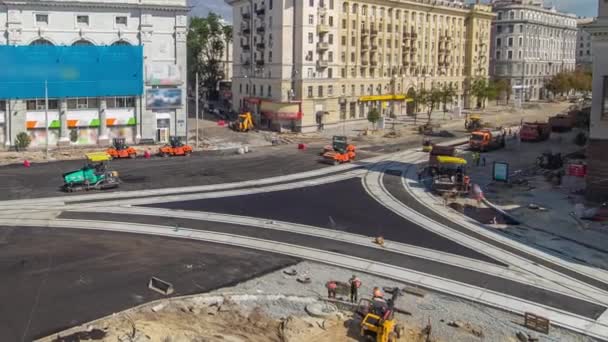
xmin=195 ymin=72 xmax=199 ymax=149
xmin=44 ymin=80 xmax=49 ymax=159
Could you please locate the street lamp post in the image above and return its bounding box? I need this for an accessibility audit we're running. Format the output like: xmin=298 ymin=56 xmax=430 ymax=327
xmin=44 ymin=80 xmax=49 ymax=159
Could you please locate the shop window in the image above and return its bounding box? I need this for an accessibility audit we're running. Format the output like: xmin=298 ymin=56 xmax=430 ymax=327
xmin=0 ymin=100 xmax=6 ymax=111
xmin=27 ymin=99 xmax=58 ymax=110
xmin=67 ymin=98 xmax=78 ymax=109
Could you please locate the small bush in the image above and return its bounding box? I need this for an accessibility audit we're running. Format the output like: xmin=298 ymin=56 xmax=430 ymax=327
xmin=15 ymin=132 xmax=31 ymax=151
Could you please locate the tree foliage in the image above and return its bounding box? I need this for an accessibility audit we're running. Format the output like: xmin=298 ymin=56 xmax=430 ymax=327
xmin=494 ymin=79 xmax=511 ymax=104
xmin=470 ymin=78 xmax=498 ymax=109
xmin=15 ymin=132 xmax=31 ymax=150
xmin=188 ymin=13 xmax=232 ymax=98
xmin=424 ymin=88 xmax=443 ymax=124
xmin=439 ymin=84 xmax=456 ymax=118
xmin=545 ymin=70 xmax=592 ymax=97
xmin=367 ymin=107 xmax=381 ymax=129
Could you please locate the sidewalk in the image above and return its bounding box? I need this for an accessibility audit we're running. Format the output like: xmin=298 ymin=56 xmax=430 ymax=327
xmin=458 ymin=130 xmax=608 ymax=270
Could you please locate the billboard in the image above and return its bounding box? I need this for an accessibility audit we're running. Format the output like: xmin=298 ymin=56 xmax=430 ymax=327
xmin=0 ymin=45 xmax=143 ymax=99
xmin=146 ymin=88 xmax=182 ymax=109
xmin=145 ymin=63 xmax=182 ymax=85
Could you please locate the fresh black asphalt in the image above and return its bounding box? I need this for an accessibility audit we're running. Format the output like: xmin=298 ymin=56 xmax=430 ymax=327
xmin=142 ymin=177 xmax=500 ymax=265
xmin=382 ymin=171 xmax=608 ymax=293
xmin=0 ymin=226 xmax=299 ymax=341
xmin=59 ymin=211 xmax=607 ymax=320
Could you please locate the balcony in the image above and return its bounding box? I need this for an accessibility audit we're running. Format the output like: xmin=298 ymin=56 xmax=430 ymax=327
xmin=403 ymin=32 xmax=411 ymax=38
xmin=256 ymin=25 xmax=265 ymax=34
xmin=242 ymin=12 xmax=251 ymax=20
xmin=361 ymin=28 xmax=369 ymax=36
xmin=371 ymin=28 xmax=378 ymax=36
xmin=241 ymin=40 xmax=251 ymax=50
xmin=241 ymin=25 xmax=251 ymax=34
xmin=361 ymin=43 xmax=369 ymax=51
xmin=361 ymin=59 xmax=369 ymax=66
xmin=316 ymin=42 xmax=329 ymax=51
xmin=256 ymin=41 xmax=265 ymax=50
xmin=317 ymin=24 xmax=329 ymax=34
xmin=256 ymin=59 xmax=265 ymax=67
xmin=317 ymin=59 xmax=328 ymax=68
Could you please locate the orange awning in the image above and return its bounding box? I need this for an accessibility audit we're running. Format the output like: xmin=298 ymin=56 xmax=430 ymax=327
xmin=67 ymin=120 xmax=78 ymax=128
xmin=26 ymin=121 xmax=37 ymax=129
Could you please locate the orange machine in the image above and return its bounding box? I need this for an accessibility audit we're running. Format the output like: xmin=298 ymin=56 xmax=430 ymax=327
xmin=107 ymin=138 xmax=137 ymax=159
xmin=469 ymin=129 xmax=506 ymax=152
xmin=159 ymin=137 xmax=193 ymax=157
xmin=322 ymin=136 xmax=356 ymax=165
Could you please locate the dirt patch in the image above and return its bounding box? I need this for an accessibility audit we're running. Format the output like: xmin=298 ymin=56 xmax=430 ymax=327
xmin=42 ymin=295 xmax=429 ymax=342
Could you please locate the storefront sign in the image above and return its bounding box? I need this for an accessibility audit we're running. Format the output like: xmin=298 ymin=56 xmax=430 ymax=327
xmin=261 ymin=101 xmax=301 ymax=120
xmin=146 ymin=63 xmax=182 ymax=85
xmin=493 ymin=161 xmax=509 ymax=182
xmin=146 ymin=88 xmax=182 ymax=109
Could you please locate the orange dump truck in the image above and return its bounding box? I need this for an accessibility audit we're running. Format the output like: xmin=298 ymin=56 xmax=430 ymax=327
xmin=469 ymin=129 xmax=506 ymax=152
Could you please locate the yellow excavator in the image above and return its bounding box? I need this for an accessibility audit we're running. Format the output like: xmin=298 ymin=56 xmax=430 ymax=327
xmin=357 ymin=289 xmax=404 ymax=342
xmin=230 ymin=112 xmax=254 ymax=132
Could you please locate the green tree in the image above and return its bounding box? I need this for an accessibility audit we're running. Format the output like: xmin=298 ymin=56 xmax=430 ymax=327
xmin=471 ymin=78 xmax=490 ymax=108
xmin=188 ymin=14 xmax=233 ymax=98
xmin=367 ymin=107 xmax=381 ymax=129
xmin=440 ymin=84 xmax=456 ymax=120
xmin=15 ymin=132 xmax=31 ymax=151
xmin=424 ymin=88 xmax=443 ymax=124
xmin=494 ymin=79 xmax=511 ymax=105
xmin=410 ymin=88 xmax=427 ymax=125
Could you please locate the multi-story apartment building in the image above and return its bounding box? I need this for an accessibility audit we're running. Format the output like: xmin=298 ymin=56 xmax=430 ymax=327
xmin=226 ymin=0 xmax=494 ymax=133
xmin=576 ymin=17 xmax=594 ymax=70
xmin=585 ymin=3 xmax=608 ymax=202
xmin=489 ymin=1 xmax=577 ymax=102
xmin=0 ymin=0 xmax=188 ymax=148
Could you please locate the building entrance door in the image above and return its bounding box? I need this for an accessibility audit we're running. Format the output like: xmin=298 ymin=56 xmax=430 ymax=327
xmin=156 ymin=118 xmax=170 ymax=143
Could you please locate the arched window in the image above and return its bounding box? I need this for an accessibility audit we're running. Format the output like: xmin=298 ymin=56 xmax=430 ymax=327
xmin=111 ymin=40 xmax=131 ymax=46
xmin=72 ymin=39 xmax=94 ymax=46
xmin=30 ymin=39 xmax=53 ymax=46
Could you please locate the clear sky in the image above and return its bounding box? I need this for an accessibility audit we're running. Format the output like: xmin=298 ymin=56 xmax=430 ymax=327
xmin=188 ymin=0 xmax=597 ymax=22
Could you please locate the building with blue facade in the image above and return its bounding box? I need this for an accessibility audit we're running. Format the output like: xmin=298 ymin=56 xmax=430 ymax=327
xmin=0 ymin=0 xmax=188 ymax=147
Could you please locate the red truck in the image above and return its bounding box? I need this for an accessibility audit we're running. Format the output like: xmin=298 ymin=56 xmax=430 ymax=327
xmin=520 ymin=122 xmax=551 ymax=142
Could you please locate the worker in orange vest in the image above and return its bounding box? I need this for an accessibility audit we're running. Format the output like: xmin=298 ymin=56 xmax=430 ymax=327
xmin=326 ymin=281 xmax=337 ymax=299
xmin=372 ymin=287 xmax=385 ymax=302
xmin=349 ymin=275 xmax=362 ymax=303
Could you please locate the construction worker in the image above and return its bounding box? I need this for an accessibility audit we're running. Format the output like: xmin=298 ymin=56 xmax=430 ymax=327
xmin=371 ymin=287 xmax=388 ymax=317
xmin=326 ymin=281 xmax=337 ymax=299
xmin=372 ymin=287 xmax=385 ymax=302
xmin=349 ymin=275 xmax=362 ymax=303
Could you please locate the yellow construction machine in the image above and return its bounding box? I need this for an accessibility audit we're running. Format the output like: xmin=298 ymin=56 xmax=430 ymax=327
xmin=230 ymin=112 xmax=254 ymax=132
xmin=357 ymin=289 xmax=404 ymax=342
